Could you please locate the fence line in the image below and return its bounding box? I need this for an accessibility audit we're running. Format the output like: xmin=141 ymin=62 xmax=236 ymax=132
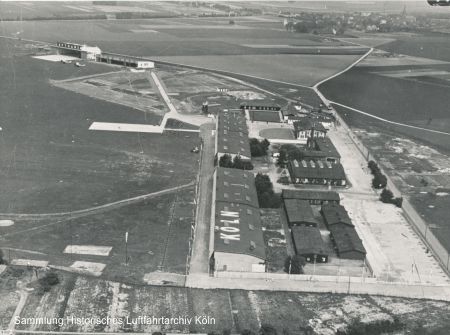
xmin=332 ymin=108 xmax=450 ymax=274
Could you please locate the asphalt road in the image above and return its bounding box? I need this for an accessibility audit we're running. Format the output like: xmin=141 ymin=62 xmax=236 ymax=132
xmin=189 ymin=122 xmax=215 ymax=274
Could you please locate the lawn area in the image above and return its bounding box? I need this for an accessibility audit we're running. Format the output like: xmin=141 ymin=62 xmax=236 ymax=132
xmin=260 ymin=128 xmax=295 ymax=140
xmin=0 ymin=40 xmax=200 ymax=213
xmin=0 ymin=185 xmax=196 ymax=281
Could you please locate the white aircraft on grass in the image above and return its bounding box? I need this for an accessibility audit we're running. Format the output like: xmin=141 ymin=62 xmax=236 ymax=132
xmin=75 ymin=62 xmax=86 ymax=67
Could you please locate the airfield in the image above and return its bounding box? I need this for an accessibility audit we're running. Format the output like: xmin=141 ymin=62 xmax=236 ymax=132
xmin=2 ymin=2 xmax=450 ymax=333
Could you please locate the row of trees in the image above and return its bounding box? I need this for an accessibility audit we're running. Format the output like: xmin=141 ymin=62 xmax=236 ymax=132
xmin=250 ymin=138 xmax=270 ymax=157
xmin=380 ymin=189 xmax=403 ymax=208
xmin=368 ymin=161 xmax=402 ymax=208
xmin=255 ymin=173 xmax=281 ymax=208
xmin=219 ymin=154 xmax=254 ymax=170
xmin=368 ymin=160 xmax=387 ymax=189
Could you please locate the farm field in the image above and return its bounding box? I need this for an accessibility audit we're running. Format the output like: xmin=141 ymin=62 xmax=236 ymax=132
xmin=3 ymin=271 xmax=450 ymax=334
xmin=320 ymin=65 xmax=450 ymax=152
xmin=0 ymin=16 xmax=360 ymax=58
xmin=379 ymin=33 xmax=450 ymax=63
xmin=154 ymin=54 xmax=364 ymax=86
xmin=0 ymin=39 xmax=199 ymax=214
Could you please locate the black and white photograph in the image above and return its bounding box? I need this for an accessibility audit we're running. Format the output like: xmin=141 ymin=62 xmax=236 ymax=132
xmin=1 ymin=0 xmax=450 ymax=334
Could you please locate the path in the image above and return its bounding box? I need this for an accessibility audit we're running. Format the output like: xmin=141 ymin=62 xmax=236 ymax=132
xmin=189 ymin=123 xmax=215 ymax=274
xmin=8 ymin=290 xmax=29 ymax=332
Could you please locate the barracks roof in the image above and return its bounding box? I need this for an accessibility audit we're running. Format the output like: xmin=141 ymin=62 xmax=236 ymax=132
xmin=329 ymin=224 xmax=366 ymax=255
xmin=291 ymin=226 xmax=328 ymax=256
xmin=312 ymin=137 xmax=341 ymax=159
xmin=321 ymin=203 xmax=353 ymax=227
xmin=284 ymin=199 xmax=318 ymax=226
xmin=216 ymin=128 xmax=251 ymax=158
xmin=282 ymin=189 xmax=341 ymax=203
xmin=288 ymin=160 xmax=347 ymax=180
xmin=214 ymin=167 xmax=259 ymax=208
xmin=214 ymin=201 xmax=265 ymax=260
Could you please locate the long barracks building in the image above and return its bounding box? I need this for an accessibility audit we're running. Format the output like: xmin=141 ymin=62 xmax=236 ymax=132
xmin=209 ymin=167 xmax=266 ymax=273
xmin=215 ymin=110 xmax=251 ymax=161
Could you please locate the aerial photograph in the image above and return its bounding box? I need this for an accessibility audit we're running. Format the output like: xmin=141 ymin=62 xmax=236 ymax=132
xmin=1 ymin=0 xmax=450 ymax=334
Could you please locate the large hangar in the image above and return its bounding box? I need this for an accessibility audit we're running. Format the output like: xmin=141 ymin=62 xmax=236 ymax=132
xmin=210 ymin=167 xmax=265 ymax=273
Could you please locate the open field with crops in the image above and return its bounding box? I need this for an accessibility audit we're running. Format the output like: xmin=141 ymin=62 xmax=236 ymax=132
xmin=154 ymin=54 xmax=364 ymax=87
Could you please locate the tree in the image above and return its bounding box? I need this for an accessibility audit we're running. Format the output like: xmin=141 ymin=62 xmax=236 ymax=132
xmin=250 ymin=138 xmax=270 ymax=157
xmin=276 ymin=149 xmax=288 ymax=168
xmin=241 ymin=330 xmax=257 ymax=335
xmin=38 ymin=271 xmax=60 ymax=292
xmin=380 ymin=188 xmax=394 ymax=203
xmin=372 ymin=173 xmax=387 ymax=189
xmin=284 ymin=255 xmax=306 ymax=274
xmin=219 ymin=154 xmax=233 ymax=168
xmin=0 ymin=249 xmax=6 ymax=265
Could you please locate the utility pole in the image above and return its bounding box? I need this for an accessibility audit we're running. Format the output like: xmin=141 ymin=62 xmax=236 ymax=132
xmin=125 ymin=231 xmax=129 ymax=266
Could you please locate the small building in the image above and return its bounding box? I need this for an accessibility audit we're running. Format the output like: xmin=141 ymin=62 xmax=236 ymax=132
xmin=212 ymin=201 xmax=266 ymax=272
xmin=287 ymin=159 xmax=347 ymax=186
xmin=291 ymin=226 xmax=328 ymax=263
xmin=282 ymin=189 xmax=340 ymax=205
xmin=240 ymin=100 xmax=281 ymax=112
xmin=283 ymin=199 xmax=318 ymax=227
xmin=293 ymin=118 xmax=327 ymax=143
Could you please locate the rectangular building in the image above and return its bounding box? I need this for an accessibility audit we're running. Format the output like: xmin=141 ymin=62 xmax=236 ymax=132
xmin=215 ymin=110 xmax=251 ymax=161
xmin=328 ymin=225 xmax=366 ymax=260
xmin=210 ymin=167 xmax=266 ymax=272
xmin=321 ymin=203 xmax=366 ymax=260
xmin=240 ymin=100 xmax=281 ymax=112
xmin=291 ymin=226 xmax=328 ymax=263
xmin=213 ymin=201 xmax=266 ymax=272
xmin=288 ymin=159 xmax=346 ymax=186
xmin=283 ymin=199 xmax=318 ymax=227
xmin=321 ymin=203 xmax=353 ymax=228
xmin=282 ymin=189 xmax=340 ymax=205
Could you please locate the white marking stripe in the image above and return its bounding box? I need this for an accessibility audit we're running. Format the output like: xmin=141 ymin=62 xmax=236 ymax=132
xmin=71 ymin=261 xmax=106 ymax=273
xmin=89 ymin=122 xmax=163 ymax=133
xmin=11 ymin=259 xmax=49 ymax=267
xmin=63 ymin=245 xmax=112 ymax=256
